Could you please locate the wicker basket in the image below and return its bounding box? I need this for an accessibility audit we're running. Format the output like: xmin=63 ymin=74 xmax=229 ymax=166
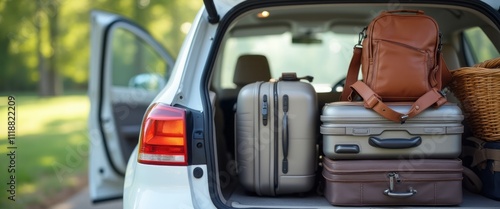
xmin=449 ymin=57 xmax=500 ymax=141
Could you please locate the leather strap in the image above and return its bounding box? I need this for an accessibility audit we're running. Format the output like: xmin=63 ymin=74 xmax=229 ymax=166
xmin=340 ymin=47 xmax=362 ymax=101
xmin=350 ymin=81 xmax=447 ymax=123
xmin=464 ymin=137 xmax=500 ymax=170
xmin=440 ymin=55 xmax=452 ymax=87
xmin=462 ymin=166 xmax=483 ymax=193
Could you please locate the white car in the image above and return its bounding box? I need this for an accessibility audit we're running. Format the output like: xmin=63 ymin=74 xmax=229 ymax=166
xmin=88 ymin=0 xmax=500 ymax=208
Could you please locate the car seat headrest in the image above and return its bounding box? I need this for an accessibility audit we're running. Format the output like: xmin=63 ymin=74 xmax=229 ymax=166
xmin=233 ymin=54 xmax=272 ymax=87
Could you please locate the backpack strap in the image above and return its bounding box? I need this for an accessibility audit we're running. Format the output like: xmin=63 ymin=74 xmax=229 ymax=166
xmin=350 ymin=81 xmax=447 ymax=123
xmin=439 ymin=54 xmax=453 ymax=87
xmin=340 ymin=46 xmax=362 ymax=101
xmin=462 ymin=166 xmax=483 ymax=194
xmin=464 ymin=137 xmax=500 ymax=170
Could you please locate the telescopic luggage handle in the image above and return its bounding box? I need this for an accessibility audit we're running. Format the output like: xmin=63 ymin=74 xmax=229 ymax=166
xmin=282 ymin=94 xmax=289 ymax=174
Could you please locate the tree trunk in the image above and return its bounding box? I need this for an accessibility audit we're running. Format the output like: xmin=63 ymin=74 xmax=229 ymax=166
xmin=48 ymin=0 xmax=62 ymax=95
xmin=37 ymin=2 xmax=50 ymax=96
xmin=37 ymin=0 xmax=61 ymax=97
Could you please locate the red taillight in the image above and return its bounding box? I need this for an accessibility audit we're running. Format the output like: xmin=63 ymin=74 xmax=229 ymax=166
xmin=138 ymin=103 xmax=187 ymax=166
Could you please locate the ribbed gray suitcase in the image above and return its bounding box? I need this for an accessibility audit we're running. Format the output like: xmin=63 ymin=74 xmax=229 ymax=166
xmin=235 ymin=79 xmax=317 ymax=196
xmin=320 ymin=102 xmax=463 ymax=159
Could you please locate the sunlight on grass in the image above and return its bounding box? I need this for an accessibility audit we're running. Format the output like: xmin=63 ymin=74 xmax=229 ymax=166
xmin=0 ymin=144 xmax=8 ymax=155
xmin=8 ymin=95 xmax=89 ymax=137
xmin=0 ymin=94 xmax=90 ymax=209
xmin=19 ymin=183 xmax=36 ymax=195
xmin=68 ymin=132 xmax=88 ymax=145
xmin=40 ymin=156 xmax=57 ymax=166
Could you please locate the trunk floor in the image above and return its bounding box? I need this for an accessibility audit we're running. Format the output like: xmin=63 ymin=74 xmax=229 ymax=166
xmin=228 ymin=186 xmax=500 ymax=208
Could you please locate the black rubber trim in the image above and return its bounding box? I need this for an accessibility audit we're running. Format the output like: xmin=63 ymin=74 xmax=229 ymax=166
xmin=203 ymin=0 xmax=220 ymax=24
xmin=92 ymin=195 xmax=122 ymax=204
xmin=177 ymin=106 xmax=206 ymax=165
xmin=96 ymin=17 xmax=127 ymax=177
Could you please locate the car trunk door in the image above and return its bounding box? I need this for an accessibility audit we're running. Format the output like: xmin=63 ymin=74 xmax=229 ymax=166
xmin=88 ymin=10 xmax=174 ymax=202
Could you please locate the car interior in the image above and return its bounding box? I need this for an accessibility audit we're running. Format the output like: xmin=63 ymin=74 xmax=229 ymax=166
xmin=208 ymin=2 xmax=500 ymax=208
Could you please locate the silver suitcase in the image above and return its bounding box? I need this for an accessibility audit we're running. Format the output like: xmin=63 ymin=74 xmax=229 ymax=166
xmin=235 ymin=79 xmax=317 ymax=196
xmin=320 ymin=102 xmax=463 ymax=159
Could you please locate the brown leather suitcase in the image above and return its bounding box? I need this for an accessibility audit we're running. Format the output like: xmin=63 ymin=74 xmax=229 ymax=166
xmin=322 ymin=157 xmax=463 ymax=206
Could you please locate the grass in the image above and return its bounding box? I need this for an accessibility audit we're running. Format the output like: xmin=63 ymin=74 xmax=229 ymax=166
xmin=0 ymin=94 xmax=90 ymax=209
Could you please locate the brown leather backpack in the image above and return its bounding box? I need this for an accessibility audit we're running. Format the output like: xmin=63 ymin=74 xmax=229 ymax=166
xmin=340 ymin=10 xmax=452 ymax=123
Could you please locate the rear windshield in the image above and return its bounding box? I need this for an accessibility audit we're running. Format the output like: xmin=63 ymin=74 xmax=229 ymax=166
xmin=220 ymin=31 xmax=358 ymax=93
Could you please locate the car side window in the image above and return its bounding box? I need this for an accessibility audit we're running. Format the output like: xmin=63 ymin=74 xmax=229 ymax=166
xmin=111 ymin=28 xmax=169 ymax=91
xmin=463 ymin=26 xmax=500 ymax=64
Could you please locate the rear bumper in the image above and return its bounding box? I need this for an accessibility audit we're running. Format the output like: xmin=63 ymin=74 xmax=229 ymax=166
xmin=124 ymin=151 xmax=215 ymax=209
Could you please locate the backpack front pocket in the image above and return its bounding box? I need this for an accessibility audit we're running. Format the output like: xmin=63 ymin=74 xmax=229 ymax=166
xmin=370 ymin=40 xmax=431 ymax=101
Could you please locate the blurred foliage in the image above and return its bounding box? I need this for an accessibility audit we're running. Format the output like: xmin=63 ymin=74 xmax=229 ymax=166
xmin=0 ymin=0 xmax=202 ymax=94
xmin=111 ymin=27 xmax=169 ymax=87
xmin=463 ymin=27 xmax=500 ymax=63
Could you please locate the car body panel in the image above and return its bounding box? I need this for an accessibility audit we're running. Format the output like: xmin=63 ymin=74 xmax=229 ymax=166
xmin=121 ymin=7 xmax=220 ymax=208
xmin=124 ymin=146 xmax=216 ymax=209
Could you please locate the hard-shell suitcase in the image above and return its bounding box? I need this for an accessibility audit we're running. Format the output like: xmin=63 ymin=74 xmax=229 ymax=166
xmin=322 ymin=157 xmax=463 ymax=206
xmin=320 ymin=102 xmax=464 ymax=159
xmin=235 ymin=77 xmax=317 ymax=196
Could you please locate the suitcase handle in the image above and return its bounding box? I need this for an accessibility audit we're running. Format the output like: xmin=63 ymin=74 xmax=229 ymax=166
xmin=384 ymin=173 xmax=417 ymax=198
xmin=384 ymin=188 xmax=417 ymax=198
xmin=368 ymin=136 xmax=422 ymax=149
xmin=279 ymin=72 xmax=314 ymax=83
xmin=282 ymin=95 xmax=289 ymax=174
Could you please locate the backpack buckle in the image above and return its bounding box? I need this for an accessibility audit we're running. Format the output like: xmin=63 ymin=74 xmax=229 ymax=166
xmin=356 ymin=27 xmax=367 ymax=46
xmin=400 ymin=115 xmax=409 ymax=124
xmin=438 ymin=89 xmax=446 ymax=97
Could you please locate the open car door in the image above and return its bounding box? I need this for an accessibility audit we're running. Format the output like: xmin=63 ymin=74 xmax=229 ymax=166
xmin=88 ymin=10 xmax=175 ymax=202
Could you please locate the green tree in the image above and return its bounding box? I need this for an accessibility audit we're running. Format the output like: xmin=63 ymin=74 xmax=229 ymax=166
xmin=0 ymin=0 xmax=38 ymax=92
xmin=0 ymin=0 xmax=202 ymax=94
xmin=37 ymin=0 xmax=62 ymax=96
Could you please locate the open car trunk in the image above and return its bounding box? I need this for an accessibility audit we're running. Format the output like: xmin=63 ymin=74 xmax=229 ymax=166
xmin=208 ymin=1 xmax=500 ymax=208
